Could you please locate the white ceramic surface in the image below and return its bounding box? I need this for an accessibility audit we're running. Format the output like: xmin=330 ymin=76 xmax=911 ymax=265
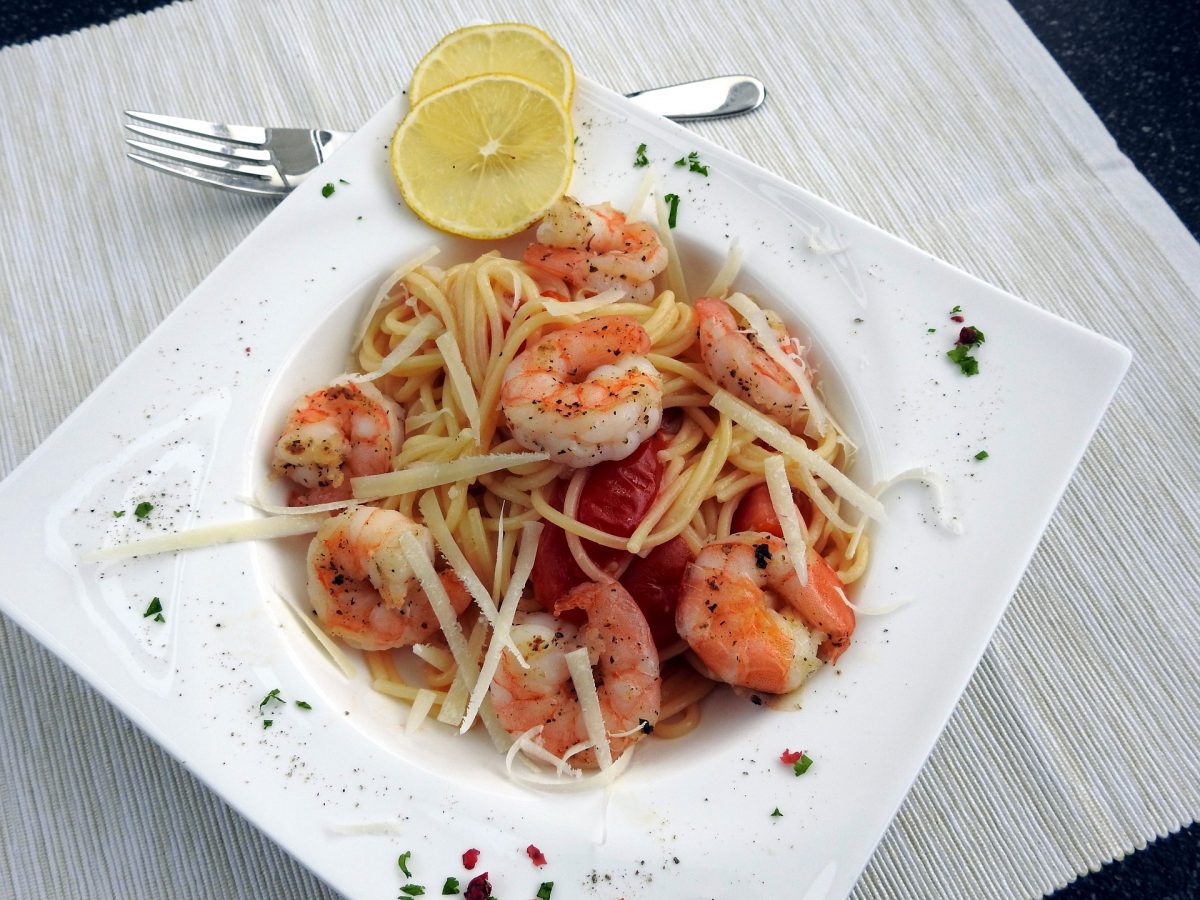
xmin=0 ymin=78 xmax=1130 ymax=899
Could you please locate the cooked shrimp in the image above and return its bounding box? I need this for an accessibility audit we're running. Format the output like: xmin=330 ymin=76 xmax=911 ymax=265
xmin=676 ymin=533 xmax=855 ymax=693
xmin=523 ymin=196 xmax=668 ymax=302
xmin=501 ymin=316 xmax=663 ymax=467
xmin=490 ymin=581 xmax=662 ymax=769
xmin=273 ymin=381 xmax=401 ymax=506
xmin=307 ymin=507 xmax=470 ymax=651
xmin=695 ymin=296 xmax=807 ymax=432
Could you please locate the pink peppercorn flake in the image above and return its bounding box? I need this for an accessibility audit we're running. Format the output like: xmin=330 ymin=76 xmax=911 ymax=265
xmin=780 ymin=749 xmax=803 ymax=765
xmin=464 ymin=871 xmax=491 ymax=900
xmin=462 ymin=848 xmax=480 ymax=870
xmin=950 ymin=314 xmax=965 ymax=323
xmin=527 ymin=844 xmax=548 ymax=867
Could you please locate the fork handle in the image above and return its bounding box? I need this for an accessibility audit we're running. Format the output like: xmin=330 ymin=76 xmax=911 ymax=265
xmin=624 ymin=75 xmax=766 ymax=120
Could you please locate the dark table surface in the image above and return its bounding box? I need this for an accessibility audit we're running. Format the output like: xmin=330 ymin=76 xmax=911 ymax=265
xmin=1 ymin=1 xmax=1196 ymax=897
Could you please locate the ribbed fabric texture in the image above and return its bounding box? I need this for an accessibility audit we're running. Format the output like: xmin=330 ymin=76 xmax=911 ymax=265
xmin=0 ymin=1 xmax=1196 ymax=897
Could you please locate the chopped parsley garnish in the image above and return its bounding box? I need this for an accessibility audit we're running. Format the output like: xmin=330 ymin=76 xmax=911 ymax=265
xmin=262 ymin=719 xmax=273 ymax=729
xmin=295 ymin=700 xmax=312 ymax=710
xmin=975 ymin=450 xmax=989 ymax=461
xmin=950 ymin=305 xmax=962 ymax=314
xmin=947 ymin=323 xmax=986 ymax=376
xmin=537 ymin=883 xmax=554 ymax=899
xmin=400 ymin=886 xmax=426 ymax=897
xmin=338 ymin=178 xmax=349 ymax=185
xmin=927 ymin=327 xmax=936 ymax=333
xmin=154 ymin=613 xmax=165 ymax=623
xmin=793 ymin=752 xmax=814 ymax=776
xmin=142 ymin=597 xmax=162 ymax=618
xmin=663 ymin=193 xmax=680 ymax=228
xmin=771 ymin=807 xmax=783 ymax=817
xmin=947 ymin=344 xmax=979 ymax=376
xmin=398 ymin=851 xmax=413 ymax=877
xmin=113 ymin=510 xmax=125 ymax=518
xmin=674 ymin=150 xmax=709 ymax=175
xmin=134 ymin=501 xmax=154 ymax=520
xmin=633 ymin=142 xmax=649 ymax=167
xmin=259 ymin=688 xmax=284 ymax=710
xmin=441 ymin=877 xmax=460 ymax=895
xmin=321 ymin=182 xmax=335 ymax=198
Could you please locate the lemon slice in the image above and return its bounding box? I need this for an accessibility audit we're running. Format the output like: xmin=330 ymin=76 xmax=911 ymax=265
xmin=391 ymin=75 xmax=574 ymax=239
xmin=409 ymin=23 xmax=574 ymax=108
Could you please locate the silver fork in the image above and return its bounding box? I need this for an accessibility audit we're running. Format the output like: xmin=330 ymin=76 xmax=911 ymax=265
xmin=124 ymin=75 xmax=766 ymax=198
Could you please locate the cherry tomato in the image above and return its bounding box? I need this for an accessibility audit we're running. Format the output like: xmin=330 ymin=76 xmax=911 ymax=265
xmin=619 ymin=536 xmax=692 ymax=648
xmin=731 ymin=482 xmax=813 ymax=537
xmin=530 ymin=435 xmax=665 ymax=612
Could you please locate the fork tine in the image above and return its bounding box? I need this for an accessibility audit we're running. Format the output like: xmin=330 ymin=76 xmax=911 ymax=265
xmin=126 ymin=152 xmax=288 ymax=197
xmin=125 ymin=110 xmax=268 ymax=146
xmin=125 ymin=139 xmax=285 ymax=184
xmin=124 ymin=124 xmax=272 ymax=162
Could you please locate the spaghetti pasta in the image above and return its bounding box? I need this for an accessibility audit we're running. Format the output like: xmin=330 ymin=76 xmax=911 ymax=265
xmin=273 ymin=196 xmax=871 ymax=782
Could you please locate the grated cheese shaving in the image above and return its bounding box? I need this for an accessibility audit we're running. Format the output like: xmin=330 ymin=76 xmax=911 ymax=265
xmin=504 ymin=725 xmax=635 ymax=791
xmin=626 ymin=167 xmax=656 ymax=222
xmin=273 ymin=590 xmax=356 ymax=679
xmin=411 ymin=643 xmax=454 ymax=672
xmin=724 ymin=292 xmax=830 ymax=437
xmin=405 ymin=688 xmax=439 ymax=734
xmin=459 ymin=522 xmax=543 ymax=733
xmin=417 ymin=493 xmax=526 ymax=667
xmin=566 ymin=646 xmax=613 ymax=770
xmin=704 ymin=239 xmax=743 ymax=298
xmin=434 ymin=330 xmax=482 ymax=440
xmin=238 ymin=493 xmax=355 ymax=516
xmin=330 ymin=820 xmax=407 ymax=836
xmin=399 ymin=532 xmax=478 ymax=724
xmin=84 ymin=512 xmax=329 ymax=562
xmin=539 ymin=288 xmax=624 ymax=317
xmin=764 ymin=455 xmax=809 ymax=587
xmin=352 ymin=246 xmax=441 ymax=350
xmin=438 ymin=616 xmax=487 ymax=726
xmin=351 ymin=315 xmax=443 ymax=384
xmin=352 ymin=451 xmax=549 ymax=500
xmin=711 ymin=391 xmax=886 ymax=522
xmin=654 ymin=191 xmax=690 ymax=302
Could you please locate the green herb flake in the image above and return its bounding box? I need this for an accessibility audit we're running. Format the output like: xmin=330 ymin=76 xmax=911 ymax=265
xmin=259 ymin=688 xmax=284 ymax=710
xmin=134 ymin=501 xmax=154 ymax=520
xmin=927 ymin=328 xmax=936 ymax=333
xmin=142 ymin=597 xmax=162 ymax=618
xmin=113 ymin=510 xmax=126 ymax=518
xmin=950 ymin=305 xmax=962 ymax=314
xmin=771 ymin=807 xmax=783 ymax=817
xmin=975 ymin=450 xmax=989 ymax=461
xmin=536 ymin=883 xmax=554 ymax=899
xmin=947 ymin=343 xmax=980 ymax=376
xmin=633 ymin=142 xmax=649 ymax=167
xmin=153 ymin=613 xmax=165 ymax=623
xmin=295 ymin=700 xmax=312 ymax=710
xmin=793 ymin=752 xmax=814 ymax=776
xmin=674 ymin=150 xmax=708 ymax=175
xmin=397 ymin=851 xmax=413 ymax=877
xmin=338 ymin=178 xmax=349 ymax=185
xmin=262 ymin=719 xmax=273 ymax=729
xmin=400 ymin=886 xmax=426 ymax=897
xmin=664 ymin=193 xmax=681 ymax=228
xmin=321 ymin=182 xmax=335 ymax=198
xmin=441 ymin=877 xmax=460 ymax=895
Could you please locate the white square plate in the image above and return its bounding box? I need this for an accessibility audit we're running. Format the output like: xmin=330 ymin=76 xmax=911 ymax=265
xmin=0 ymin=78 xmax=1129 ymax=898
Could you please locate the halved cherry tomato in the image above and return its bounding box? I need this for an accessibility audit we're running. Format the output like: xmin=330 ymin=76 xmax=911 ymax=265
xmin=731 ymin=482 xmax=813 ymax=537
xmin=530 ymin=435 xmax=665 ymax=614
xmin=619 ymin=536 xmax=691 ymax=648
